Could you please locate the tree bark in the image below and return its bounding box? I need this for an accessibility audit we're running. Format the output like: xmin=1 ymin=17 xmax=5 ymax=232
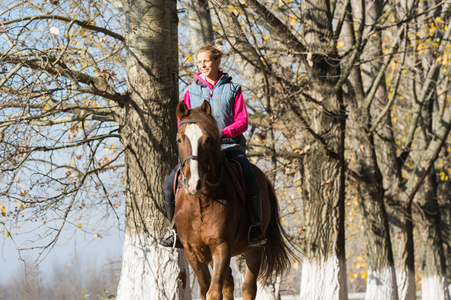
xmin=339 ymin=1 xmax=399 ymax=299
xmin=299 ymin=1 xmax=348 ymax=299
xmin=182 ymin=0 xmax=214 ymax=53
xmin=117 ymin=1 xmax=191 ymax=299
xmin=416 ymin=171 xmax=450 ymax=299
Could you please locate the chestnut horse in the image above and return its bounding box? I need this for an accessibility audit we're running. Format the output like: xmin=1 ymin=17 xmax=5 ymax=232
xmin=174 ymin=100 xmax=293 ymax=300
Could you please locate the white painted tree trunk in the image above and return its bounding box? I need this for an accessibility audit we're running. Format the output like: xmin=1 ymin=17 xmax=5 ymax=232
xmin=116 ymin=0 xmax=188 ymax=298
xmin=117 ymin=233 xmax=192 ymax=300
xmin=364 ymin=268 xmax=399 ymax=300
xmin=300 ymin=256 xmax=347 ymax=299
xmin=422 ymin=275 xmax=450 ymax=300
xmin=395 ymin=267 xmax=415 ymax=300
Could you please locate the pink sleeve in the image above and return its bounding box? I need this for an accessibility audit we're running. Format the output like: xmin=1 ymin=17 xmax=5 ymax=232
xmin=222 ymin=87 xmax=248 ymax=138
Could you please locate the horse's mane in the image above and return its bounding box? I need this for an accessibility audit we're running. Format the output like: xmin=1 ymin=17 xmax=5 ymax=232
xmin=185 ymin=107 xmax=222 ymax=154
xmin=188 ymin=107 xmax=219 ymax=138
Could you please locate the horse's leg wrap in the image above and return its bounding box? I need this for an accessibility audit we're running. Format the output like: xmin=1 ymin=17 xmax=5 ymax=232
xmin=247 ymin=190 xmax=267 ymax=247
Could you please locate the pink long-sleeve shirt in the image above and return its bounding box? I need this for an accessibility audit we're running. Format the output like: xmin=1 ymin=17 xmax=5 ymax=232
xmin=182 ymin=72 xmax=248 ymax=138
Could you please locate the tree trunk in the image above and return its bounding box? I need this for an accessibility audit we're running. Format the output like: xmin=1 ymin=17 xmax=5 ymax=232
xmin=416 ymin=171 xmax=450 ymax=299
xmin=117 ymin=1 xmax=191 ymax=299
xmin=299 ymin=1 xmax=348 ymax=299
xmin=410 ymin=5 xmax=450 ymax=298
xmin=340 ymin=0 xmax=400 ymax=298
xmin=182 ymin=0 xmax=214 ymax=53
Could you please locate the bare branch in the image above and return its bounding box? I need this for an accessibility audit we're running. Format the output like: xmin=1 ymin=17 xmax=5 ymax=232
xmin=1 ymin=14 xmax=124 ymax=42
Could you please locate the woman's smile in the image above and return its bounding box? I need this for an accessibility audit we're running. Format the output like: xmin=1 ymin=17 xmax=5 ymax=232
xmin=197 ymin=51 xmax=221 ymax=84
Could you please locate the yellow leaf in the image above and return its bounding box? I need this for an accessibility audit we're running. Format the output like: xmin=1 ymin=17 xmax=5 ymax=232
xmin=186 ymin=55 xmax=193 ymax=62
xmin=6 ymin=231 xmax=10 ymax=238
xmin=278 ymin=0 xmax=282 ymax=7
xmin=77 ymin=223 xmax=82 ymax=228
xmin=361 ymin=271 xmax=368 ymax=280
xmin=336 ymin=41 xmax=344 ymax=50
xmin=350 ymin=273 xmax=356 ymax=278
xmin=290 ymin=16 xmax=296 ymax=26
xmin=44 ymin=105 xmax=50 ymax=110
xmin=228 ymin=5 xmax=234 ymax=13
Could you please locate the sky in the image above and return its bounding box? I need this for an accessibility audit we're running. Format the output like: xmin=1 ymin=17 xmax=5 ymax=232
xmin=0 ymin=217 xmax=124 ymax=283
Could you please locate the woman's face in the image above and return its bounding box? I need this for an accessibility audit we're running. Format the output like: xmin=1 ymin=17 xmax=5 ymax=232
xmin=197 ymin=51 xmax=221 ymax=81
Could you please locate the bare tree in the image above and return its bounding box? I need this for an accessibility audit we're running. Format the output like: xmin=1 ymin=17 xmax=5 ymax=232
xmin=0 ymin=0 xmax=190 ymax=299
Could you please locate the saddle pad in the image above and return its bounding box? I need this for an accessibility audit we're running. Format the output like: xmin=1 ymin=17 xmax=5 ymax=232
xmin=224 ymin=158 xmax=246 ymax=204
xmin=173 ymin=168 xmax=182 ymax=201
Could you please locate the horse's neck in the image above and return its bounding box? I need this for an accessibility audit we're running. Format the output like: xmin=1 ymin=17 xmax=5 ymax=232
xmin=206 ymin=158 xmax=223 ymax=186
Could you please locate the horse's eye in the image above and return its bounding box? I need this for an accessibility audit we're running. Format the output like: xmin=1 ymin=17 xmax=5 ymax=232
xmin=177 ymin=138 xmax=182 ymax=144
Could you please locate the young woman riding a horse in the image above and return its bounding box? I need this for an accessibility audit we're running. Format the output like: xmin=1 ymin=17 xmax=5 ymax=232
xmin=160 ymin=45 xmax=266 ymax=248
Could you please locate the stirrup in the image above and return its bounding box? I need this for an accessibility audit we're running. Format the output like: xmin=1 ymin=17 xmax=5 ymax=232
xmin=248 ymin=223 xmax=267 ymax=247
xmin=158 ymin=227 xmax=177 ymax=250
xmin=159 ymin=228 xmax=182 ymax=250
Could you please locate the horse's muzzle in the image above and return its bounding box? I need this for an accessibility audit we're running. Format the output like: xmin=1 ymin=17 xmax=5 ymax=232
xmin=186 ymin=179 xmax=202 ymax=195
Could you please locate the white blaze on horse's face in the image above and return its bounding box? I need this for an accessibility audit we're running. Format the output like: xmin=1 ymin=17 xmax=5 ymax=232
xmin=184 ymin=123 xmax=203 ymax=194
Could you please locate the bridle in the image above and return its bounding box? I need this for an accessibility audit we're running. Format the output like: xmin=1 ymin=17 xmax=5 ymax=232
xmin=177 ymin=119 xmax=221 ymax=188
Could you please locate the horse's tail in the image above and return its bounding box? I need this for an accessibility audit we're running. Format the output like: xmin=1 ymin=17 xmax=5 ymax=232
xmin=259 ymin=177 xmax=298 ymax=284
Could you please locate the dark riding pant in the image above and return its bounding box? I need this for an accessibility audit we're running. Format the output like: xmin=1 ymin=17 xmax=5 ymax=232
xmin=164 ymin=164 xmax=179 ymax=204
xmin=163 ymin=150 xmax=259 ymax=204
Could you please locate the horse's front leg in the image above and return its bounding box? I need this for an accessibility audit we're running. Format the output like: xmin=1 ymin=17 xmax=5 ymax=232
xmin=185 ymin=251 xmax=211 ymax=300
xmin=207 ymin=243 xmax=232 ymax=300
xmin=222 ymin=266 xmax=234 ymax=300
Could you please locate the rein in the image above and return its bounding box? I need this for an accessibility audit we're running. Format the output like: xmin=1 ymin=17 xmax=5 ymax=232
xmin=177 ymin=119 xmax=220 ymax=188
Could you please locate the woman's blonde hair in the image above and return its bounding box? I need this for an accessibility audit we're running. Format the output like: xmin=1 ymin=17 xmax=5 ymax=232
xmin=196 ymin=45 xmax=223 ymax=61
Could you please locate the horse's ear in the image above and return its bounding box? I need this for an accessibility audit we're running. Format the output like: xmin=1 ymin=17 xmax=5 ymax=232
xmin=176 ymin=101 xmax=189 ymax=120
xmin=200 ymin=100 xmax=211 ymax=115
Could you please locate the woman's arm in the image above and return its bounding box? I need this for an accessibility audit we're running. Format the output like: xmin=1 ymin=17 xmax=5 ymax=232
xmin=222 ymin=87 xmax=248 ymax=138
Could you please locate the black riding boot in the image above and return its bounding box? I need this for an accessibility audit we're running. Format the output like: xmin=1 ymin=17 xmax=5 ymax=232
xmin=159 ymin=201 xmax=183 ymax=248
xmin=247 ymin=191 xmax=267 ymax=247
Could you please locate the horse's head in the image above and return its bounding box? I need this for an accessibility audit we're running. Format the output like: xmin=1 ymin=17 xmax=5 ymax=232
xmin=176 ymin=100 xmax=222 ymax=195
